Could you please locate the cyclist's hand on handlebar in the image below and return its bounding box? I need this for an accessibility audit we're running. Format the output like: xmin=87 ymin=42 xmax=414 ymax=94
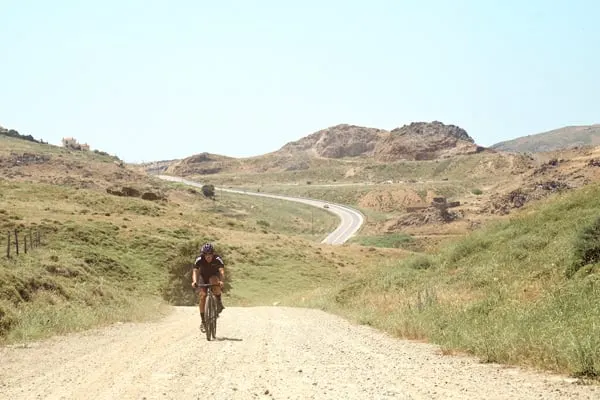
xmin=219 ymin=281 xmax=224 ymax=288
xmin=192 ymin=282 xmax=198 ymax=288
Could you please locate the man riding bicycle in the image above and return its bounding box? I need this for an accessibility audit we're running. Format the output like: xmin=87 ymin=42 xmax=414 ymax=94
xmin=192 ymin=243 xmax=225 ymax=332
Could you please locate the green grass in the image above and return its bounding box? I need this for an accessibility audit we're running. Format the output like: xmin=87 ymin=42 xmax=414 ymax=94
xmin=312 ymin=183 xmax=600 ymax=378
xmin=214 ymin=190 xmax=339 ymax=241
xmin=0 ymin=174 xmax=342 ymax=344
xmin=350 ymin=233 xmax=415 ymax=249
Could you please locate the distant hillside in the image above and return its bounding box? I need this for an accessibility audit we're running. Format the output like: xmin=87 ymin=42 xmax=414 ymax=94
xmin=165 ymin=152 xmax=240 ymax=176
xmin=161 ymin=121 xmax=487 ymax=176
xmin=491 ymin=125 xmax=600 ymax=153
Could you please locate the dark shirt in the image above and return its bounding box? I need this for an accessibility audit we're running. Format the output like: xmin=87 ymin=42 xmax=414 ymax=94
xmin=193 ymin=254 xmax=224 ymax=282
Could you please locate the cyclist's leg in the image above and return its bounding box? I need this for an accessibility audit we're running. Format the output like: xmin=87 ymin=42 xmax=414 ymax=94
xmin=208 ymin=275 xmax=224 ymax=312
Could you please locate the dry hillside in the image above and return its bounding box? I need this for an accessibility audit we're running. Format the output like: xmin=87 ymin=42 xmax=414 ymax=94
xmin=0 ymin=135 xmax=167 ymax=201
xmin=491 ymin=124 xmax=600 ymax=153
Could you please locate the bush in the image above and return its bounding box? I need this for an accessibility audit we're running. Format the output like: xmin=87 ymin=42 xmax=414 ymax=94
xmin=471 ymin=188 xmax=483 ymax=195
xmin=0 ymin=301 xmax=17 ymax=337
xmin=163 ymin=239 xmax=232 ymax=305
xmin=0 ymin=128 xmax=40 ymax=143
xmin=567 ymin=216 xmax=600 ymax=277
xmin=201 ymin=184 xmax=215 ymax=199
xmin=405 ymin=254 xmax=435 ymax=270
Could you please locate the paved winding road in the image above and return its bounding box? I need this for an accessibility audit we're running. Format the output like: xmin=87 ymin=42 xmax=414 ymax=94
xmin=157 ymin=175 xmax=364 ymax=244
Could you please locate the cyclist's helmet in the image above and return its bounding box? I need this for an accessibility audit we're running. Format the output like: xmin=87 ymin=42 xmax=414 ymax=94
xmin=201 ymin=243 xmax=214 ymax=254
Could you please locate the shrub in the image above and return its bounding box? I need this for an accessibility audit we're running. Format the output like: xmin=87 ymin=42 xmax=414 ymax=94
xmin=0 ymin=128 xmax=40 ymax=143
xmin=567 ymin=216 xmax=600 ymax=277
xmin=405 ymin=254 xmax=435 ymax=270
xmin=471 ymin=188 xmax=483 ymax=195
xmin=0 ymin=301 xmax=17 ymax=336
xmin=163 ymin=239 xmax=232 ymax=305
xmin=201 ymin=184 xmax=215 ymax=199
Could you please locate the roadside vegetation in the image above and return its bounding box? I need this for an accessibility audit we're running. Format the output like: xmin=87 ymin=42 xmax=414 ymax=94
xmin=298 ymin=183 xmax=600 ymax=378
xmin=349 ymin=232 xmax=415 ymax=250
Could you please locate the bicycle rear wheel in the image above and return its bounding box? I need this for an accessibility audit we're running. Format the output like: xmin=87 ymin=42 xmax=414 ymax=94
xmin=204 ymin=294 xmax=215 ymax=341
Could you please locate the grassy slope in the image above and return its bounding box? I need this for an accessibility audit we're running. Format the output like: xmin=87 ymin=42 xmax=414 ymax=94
xmin=0 ymin=136 xmax=344 ymax=343
xmin=304 ymin=183 xmax=600 ymax=377
xmin=183 ymin=151 xmax=525 ymax=186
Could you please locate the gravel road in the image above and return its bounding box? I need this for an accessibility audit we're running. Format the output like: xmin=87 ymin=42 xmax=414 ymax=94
xmin=1 ymin=307 xmax=597 ymax=400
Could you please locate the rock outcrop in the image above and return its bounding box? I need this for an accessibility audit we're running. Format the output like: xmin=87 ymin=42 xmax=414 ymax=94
xmin=279 ymin=121 xmax=483 ymax=161
xmin=373 ymin=121 xmax=482 ymax=161
xmin=278 ymin=124 xmax=387 ymax=158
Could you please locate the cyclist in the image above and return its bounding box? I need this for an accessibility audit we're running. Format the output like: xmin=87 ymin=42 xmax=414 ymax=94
xmin=192 ymin=243 xmax=225 ymax=332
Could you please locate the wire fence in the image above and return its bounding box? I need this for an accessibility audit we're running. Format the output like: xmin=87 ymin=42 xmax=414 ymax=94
xmin=4 ymin=228 xmax=44 ymax=259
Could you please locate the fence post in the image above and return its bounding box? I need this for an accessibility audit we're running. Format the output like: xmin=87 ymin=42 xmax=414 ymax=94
xmin=29 ymin=231 xmax=33 ymax=250
xmin=14 ymin=229 xmax=19 ymax=256
xmin=6 ymin=231 xmax=10 ymax=258
xmin=24 ymin=235 xmax=28 ymax=254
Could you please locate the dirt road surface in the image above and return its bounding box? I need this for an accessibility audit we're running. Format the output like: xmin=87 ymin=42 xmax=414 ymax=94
xmin=1 ymin=307 xmax=597 ymax=400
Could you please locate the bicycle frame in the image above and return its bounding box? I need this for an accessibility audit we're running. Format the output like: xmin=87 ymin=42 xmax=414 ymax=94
xmin=194 ymin=283 xmax=219 ymax=340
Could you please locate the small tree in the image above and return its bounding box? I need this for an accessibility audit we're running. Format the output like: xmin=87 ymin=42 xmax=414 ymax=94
xmin=201 ymin=184 xmax=215 ymax=199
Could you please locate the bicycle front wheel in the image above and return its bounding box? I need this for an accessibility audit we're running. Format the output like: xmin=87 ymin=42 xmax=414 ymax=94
xmin=209 ymin=295 xmax=217 ymax=339
xmin=204 ymin=294 xmax=215 ymax=341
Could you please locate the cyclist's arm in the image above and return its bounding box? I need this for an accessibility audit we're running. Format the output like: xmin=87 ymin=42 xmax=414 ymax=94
xmin=216 ymin=256 xmax=225 ymax=281
xmin=192 ymin=266 xmax=199 ymax=286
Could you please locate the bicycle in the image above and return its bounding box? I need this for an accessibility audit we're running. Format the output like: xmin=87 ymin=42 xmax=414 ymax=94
xmin=195 ymin=283 xmax=219 ymax=341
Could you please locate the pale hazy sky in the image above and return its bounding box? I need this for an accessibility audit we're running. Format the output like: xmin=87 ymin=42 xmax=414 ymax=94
xmin=1 ymin=1 xmax=598 ymax=162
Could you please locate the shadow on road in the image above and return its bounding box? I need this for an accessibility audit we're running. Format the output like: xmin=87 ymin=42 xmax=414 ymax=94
xmin=216 ymin=337 xmax=243 ymax=342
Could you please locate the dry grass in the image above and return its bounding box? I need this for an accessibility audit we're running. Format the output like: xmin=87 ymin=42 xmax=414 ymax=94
xmin=313 ymin=184 xmax=600 ymax=378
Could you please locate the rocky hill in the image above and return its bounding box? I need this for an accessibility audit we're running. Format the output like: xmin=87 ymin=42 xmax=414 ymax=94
xmin=278 ymin=124 xmax=387 ymax=158
xmin=491 ymin=124 xmax=600 ymax=153
xmin=279 ymin=121 xmax=484 ymax=161
xmin=373 ymin=121 xmax=484 ymax=161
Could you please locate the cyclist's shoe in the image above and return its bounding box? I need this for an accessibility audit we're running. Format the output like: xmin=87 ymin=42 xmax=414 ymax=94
xmin=200 ymin=321 xmax=206 ymax=333
xmin=217 ymin=298 xmax=225 ymax=314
